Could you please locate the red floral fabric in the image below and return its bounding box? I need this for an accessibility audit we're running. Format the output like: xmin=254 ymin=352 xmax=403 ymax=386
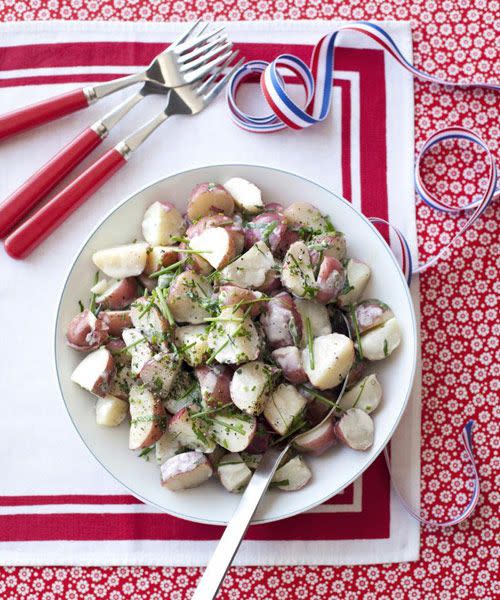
xmin=0 ymin=1 xmax=498 ymax=598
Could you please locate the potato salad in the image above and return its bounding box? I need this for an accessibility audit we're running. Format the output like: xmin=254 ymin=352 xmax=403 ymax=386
xmin=67 ymin=177 xmax=401 ymax=493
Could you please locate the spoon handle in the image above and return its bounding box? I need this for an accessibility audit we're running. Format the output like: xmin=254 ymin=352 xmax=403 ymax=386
xmin=192 ymin=445 xmax=289 ymax=600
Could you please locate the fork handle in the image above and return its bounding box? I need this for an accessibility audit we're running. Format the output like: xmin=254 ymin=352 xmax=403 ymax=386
xmin=4 ymin=147 xmax=126 ymax=259
xmin=192 ymin=446 xmax=288 ymax=600
xmin=0 ymin=127 xmax=104 ymax=238
xmin=0 ymin=89 xmax=90 ymax=142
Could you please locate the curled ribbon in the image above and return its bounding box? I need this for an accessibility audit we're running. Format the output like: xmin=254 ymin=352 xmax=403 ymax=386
xmin=227 ymin=22 xmax=497 ymax=526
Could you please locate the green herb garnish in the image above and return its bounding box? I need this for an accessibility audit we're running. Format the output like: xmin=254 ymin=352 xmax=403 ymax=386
xmin=305 ymin=317 xmax=315 ymax=370
xmin=349 ymin=305 xmax=364 ymax=360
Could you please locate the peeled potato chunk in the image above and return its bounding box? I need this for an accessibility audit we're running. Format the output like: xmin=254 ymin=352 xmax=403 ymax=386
xmin=272 ymin=456 xmax=312 ymax=491
xmin=263 ymin=383 xmax=307 ymax=436
xmin=281 ymin=241 xmax=317 ymax=298
xmin=302 ymin=333 xmax=355 ymax=390
xmin=205 ymin=408 xmax=257 ymax=452
xmin=217 ymin=452 xmax=253 ymax=493
xmin=130 ymin=297 xmax=170 ymax=343
xmin=92 ymin=243 xmax=148 ymax=279
xmin=141 ymin=201 xmax=185 ymax=246
xmin=188 ymin=227 xmax=237 ymax=269
xmin=95 ymin=394 xmax=129 ymax=427
xmin=230 ymin=361 xmax=275 ymax=416
xmin=337 ymin=259 xmax=371 ymax=307
xmin=338 ymin=374 xmax=382 ymax=413
xmin=207 ymin=307 xmax=260 ymax=365
xmin=220 ymin=241 xmax=274 ymax=289
xmin=160 ymin=451 xmax=213 ymax=491
xmin=284 ymin=201 xmax=328 ymax=233
xmin=358 ymin=317 xmax=401 ymax=361
xmin=295 ymin=299 xmax=331 ymax=343
xmin=167 ymin=271 xmax=213 ymax=324
xmin=174 ymin=325 xmax=209 ymax=367
xmin=223 ymin=177 xmax=263 ymax=214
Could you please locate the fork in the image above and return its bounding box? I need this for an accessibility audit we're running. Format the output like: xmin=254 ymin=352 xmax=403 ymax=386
xmin=0 ymin=19 xmax=230 ymax=142
xmin=191 ymin=368 xmax=352 ymax=600
xmin=0 ymin=21 xmax=233 ymax=238
xmin=4 ymin=53 xmax=244 ymax=259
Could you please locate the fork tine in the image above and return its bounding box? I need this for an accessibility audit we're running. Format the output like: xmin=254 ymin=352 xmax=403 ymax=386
xmin=203 ymin=56 xmax=245 ymax=102
xmin=174 ymin=26 xmax=225 ymax=54
xmin=169 ymin=19 xmax=202 ymax=49
xmin=184 ymin=48 xmax=234 ymax=83
xmin=180 ymin=40 xmax=232 ymax=73
xmin=179 ymin=33 xmax=228 ymax=64
xmin=195 ymin=50 xmax=239 ymax=94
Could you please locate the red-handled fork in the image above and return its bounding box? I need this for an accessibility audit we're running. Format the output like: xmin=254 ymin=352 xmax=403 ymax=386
xmin=0 ymin=19 xmax=229 ymax=142
xmin=4 ymin=53 xmax=243 ymax=259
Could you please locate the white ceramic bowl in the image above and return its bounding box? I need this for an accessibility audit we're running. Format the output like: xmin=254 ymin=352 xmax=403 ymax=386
xmin=55 ymin=164 xmax=417 ymax=525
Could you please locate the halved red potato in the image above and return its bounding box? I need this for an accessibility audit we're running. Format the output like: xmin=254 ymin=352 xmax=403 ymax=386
xmin=272 ymin=456 xmax=312 ymax=491
xmin=99 ymin=310 xmax=132 ymax=337
xmin=122 ymin=328 xmax=153 ymax=375
xmin=141 ymin=201 xmax=185 ymax=246
xmin=222 ymin=177 xmax=263 ymax=214
xmin=217 ymin=452 xmax=253 ymax=493
xmin=174 ymin=325 xmax=209 ymax=367
xmin=220 ymin=241 xmax=274 ymax=289
xmin=346 ymin=358 xmax=367 ymax=388
xmin=281 ymin=241 xmax=317 ymax=298
xmin=195 ymin=365 xmax=232 ymax=409
xmin=264 ymin=202 xmax=285 ymax=214
xmin=337 ymin=259 xmax=371 ymax=307
xmin=350 ymin=299 xmax=394 ymax=334
xmin=218 ymin=285 xmax=265 ymax=318
xmin=66 ymin=309 xmax=109 ymax=352
xmin=205 ymin=408 xmax=257 ymax=452
xmin=245 ymin=423 xmax=272 ymax=454
xmin=96 ymin=277 xmax=138 ymax=309
xmin=271 ymin=346 xmax=308 ymax=384
xmin=263 ymin=383 xmax=307 ymax=436
xmin=305 ymin=396 xmax=332 ymax=427
xmin=358 ymin=317 xmax=401 ymax=361
xmin=129 ymin=385 xmax=166 ymax=449
xmin=95 ymin=394 xmax=129 ymax=427
xmin=294 ymin=418 xmax=336 ymax=455
xmin=334 ymin=408 xmax=374 ymax=450
xmin=277 ymin=228 xmax=300 ymax=255
xmin=155 ymin=430 xmax=183 ymax=464
xmin=130 ymin=297 xmax=170 ymax=342
xmin=186 ymin=213 xmax=245 ymax=254
xmin=230 ymin=361 xmax=274 ymax=416
xmin=283 ymin=201 xmax=328 ymax=233
xmin=92 ymin=242 xmax=149 ymax=279
xmin=260 ymin=292 xmax=303 ymax=350
xmin=168 ymin=407 xmax=216 ymax=453
xmin=70 ymin=347 xmax=114 ymax=397
xmin=140 ymin=351 xmax=180 ymax=398
xmin=294 ymin=299 xmax=331 ymax=344
xmin=308 ymin=232 xmax=346 ymax=265
xmin=256 ymin=268 xmax=282 ymax=294
xmin=180 ymin=243 xmax=213 ymax=276
xmin=144 ymin=246 xmax=179 ymax=276
xmin=315 ymin=256 xmax=345 ymax=304
xmin=206 ymin=307 xmax=260 ymax=365
xmin=188 ymin=227 xmax=238 ymax=269
xmin=244 ymin=212 xmax=288 ymax=254
xmin=160 ymin=451 xmax=213 ymax=491
xmin=338 ymin=374 xmax=382 ymax=413
xmin=105 ymin=338 xmax=127 ymax=356
xmin=167 ymin=271 xmax=213 ymax=324
xmin=302 ymin=333 xmax=355 ymax=390
xmin=187 ymin=183 xmax=235 ymax=221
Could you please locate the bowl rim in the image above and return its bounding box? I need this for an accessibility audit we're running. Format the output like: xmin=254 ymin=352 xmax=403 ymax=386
xmin=54 ymin=162 xmax=417 ymax=525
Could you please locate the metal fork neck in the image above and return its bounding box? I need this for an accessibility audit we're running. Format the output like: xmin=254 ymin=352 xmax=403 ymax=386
xmin=84 ymin=71 xmax=146 ymax=102
xmin=115 ymin=110 xmax=169 ymax=159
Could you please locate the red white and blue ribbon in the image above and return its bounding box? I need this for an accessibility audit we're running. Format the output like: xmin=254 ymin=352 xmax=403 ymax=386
xmin=227 ymin=22 xmax=499 ymax=286
xmin=227 ymin=21 xmax=495 ymax=527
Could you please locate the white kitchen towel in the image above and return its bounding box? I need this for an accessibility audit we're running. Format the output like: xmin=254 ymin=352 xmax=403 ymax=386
xmin=0 ymin=20 xmax=421 ymax=566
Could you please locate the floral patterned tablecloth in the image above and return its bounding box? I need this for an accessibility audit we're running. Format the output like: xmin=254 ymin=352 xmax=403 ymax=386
xmin=0 ymin=1 xmax=498 ymax=598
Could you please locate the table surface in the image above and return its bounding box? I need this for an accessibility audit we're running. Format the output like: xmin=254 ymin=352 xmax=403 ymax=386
xmin=0 ymin=1 xmax=498 ymax=599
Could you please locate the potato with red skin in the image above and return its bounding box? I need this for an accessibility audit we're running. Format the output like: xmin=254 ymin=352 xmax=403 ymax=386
xmin=271 ymin=346 xmax=308 ymax=384
xmin=350 ymin=300 xmax=394 ymax=334
xmin=308 ymin=232 xmax=346 ymax=265
xmin=167 ymin=271 xmax=213 ymax=324
xmin=263 ymin=202 xmax=285 ymax=214
xmin=246 ymin=423 xmax=272 ymax=454
xmin=141 ymin=201 xmax=185 ymax=246
xmin=218 ymin=285 xmax=265 ymax=318
xmin=186 ymin=213 xmax=245 ymax=254
xmin=144 ymin=246 xmax=179 ymax=276
xmin=161 ymin=451 xmax=213 ymax=491
xmin=195 ymin=365 xmax=233 ymax=409
xmin=96 ymin=277 xmax=137 ymax=309
xmin=334 ymin=408 xmax=374 ymax=450
xmin=179 ymin=242 xmax=213 ymax=275
xmin=70 ymin=347 xmax=114 ymax=397
xmin=129 ymin=385 xmax=167 ymax=450
xmin=256 ymin=269 xmax=282 ymax=294
xmin=137 ymin=273 xmax=156 ymax=291
xmin=187 ymin=183 xmax=235 ymax=221
xmin=260 ymin=292 xmax=303 ymax=350
xmin=244 ymin=212 xmax=289 ymax=254
xmin=99 ymin=310 xmax=132 ymax=337
xmin=294 ymin=418 xmax=336 ymax=455
xmin=66 ymin=309 xmax=109 ymax=352
xmin=315 ymin=256 xmax=345 ymax=304
xmin=105 ymin=338 xmax=127 ymax=355
xmin=189 ymin=227 xmax=238 ymax=269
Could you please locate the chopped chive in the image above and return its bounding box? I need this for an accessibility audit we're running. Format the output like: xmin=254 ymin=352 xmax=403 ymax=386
xmin=118 ymin=336 xmax=147 ymax=353
xmin=78 ymin=300 xmax=84 ymax=312
xmin=149 ymin=259 xmax=186 ymax=278
xmin=191 ymin=404 xmax=230 ymax=419
xmin=154 ymin=288 xmax=175 ymax=326
xmin=306 ymin=317 xmax=315 ymax=370
xmin=138 ymin=296 xmax=156 ymax=319
xmin=206 ymin=307 xmax=252 ymax=364
xmin=179 ymin=248 xmax=213 ymax=255
xmin=299 ymin=386 xmax=338 ymax=408
xmin=349 ymin=305 xmax=364 ymax=359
